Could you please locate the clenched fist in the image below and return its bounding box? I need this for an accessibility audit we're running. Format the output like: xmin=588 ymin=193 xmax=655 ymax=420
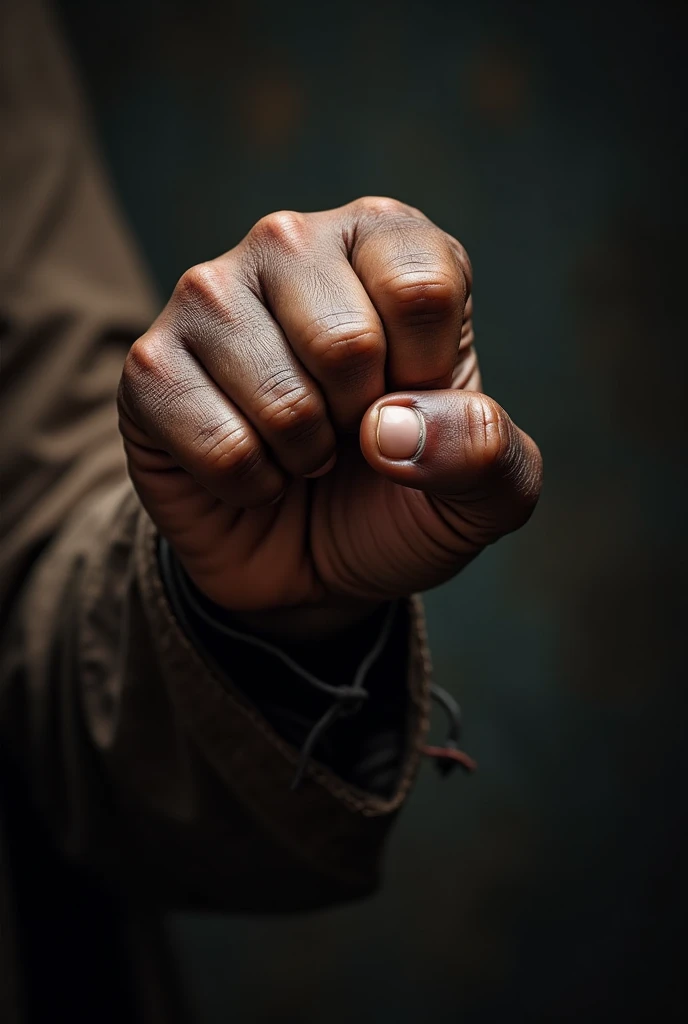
xmin=118 ymin=197 xmax=542 ymax=640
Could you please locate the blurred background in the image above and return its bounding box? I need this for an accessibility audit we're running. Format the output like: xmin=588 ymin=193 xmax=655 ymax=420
xmin=57 ymin=0 xmax=687 ymax=1020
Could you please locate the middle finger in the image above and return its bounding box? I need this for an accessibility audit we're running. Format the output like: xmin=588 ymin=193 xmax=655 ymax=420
xmin=345 ymin=197 xmax=469 ymax=393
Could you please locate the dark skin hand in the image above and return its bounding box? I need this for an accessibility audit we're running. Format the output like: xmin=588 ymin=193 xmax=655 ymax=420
xmin=118 ymin=197 xmax=542 ymax=642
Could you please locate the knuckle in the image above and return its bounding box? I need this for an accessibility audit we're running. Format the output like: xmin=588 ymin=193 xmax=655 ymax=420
xmin=305 ymin=312 xmax=383 ymax=371
xmin=119 ymin=334 xmax=167 ymax=413
xmin=120 ymin=334 xmax=208 ymax=419
xmin=255 ymin=377 xmax=324 ymax=442
xmin=175 ymin=261 xmax=226 ymax=314
xmin=380 ymin=267 xmax=462 ymax=325
xmin=251 ymin=210 xmax=309 ymax=253
xmin=355 ymin=195 xmax=408 ymax=219
xmin=125 ymin=334 xmax=163 ymax=381
xmin=196 ymin=420 xmax=262 ymax=480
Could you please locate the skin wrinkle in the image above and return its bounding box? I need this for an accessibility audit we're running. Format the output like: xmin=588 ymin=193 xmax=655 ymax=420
xmin=306 ymin=323 xmax=382 ymax=366
xmin=379 ymin=277 xmax=460 ymax=322
xmin=427 ymin=492 xmax=489 ymax=553
xmin=377 ymin=257 xmax=459 ymax=286
xmin=192 ymin=440 xmax=267 ymax=499
xmin=300 ymin=309 xmax=380 ymax=346
xmin=191 ymin=417 xmax=249 ymax=460
xmin=252 ymin=368 xmax=308 ymax=401
xmin=191 ymin=306 xmax=271 ymax=358
xmin=254 ymin=389 xmax=324 ymax=445
xmin=466 ymin=394 xmax=502 ymax=461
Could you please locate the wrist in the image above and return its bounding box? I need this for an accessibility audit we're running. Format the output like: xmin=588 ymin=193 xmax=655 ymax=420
xmin=158 ymin=536 xmax=399 ymax=693
xmin=164 ymin=539 xmax=384 ymax=646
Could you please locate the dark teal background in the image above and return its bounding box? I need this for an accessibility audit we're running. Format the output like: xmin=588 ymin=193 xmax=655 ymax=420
xmin=59 ymin=1 xmax=687 ymax=1019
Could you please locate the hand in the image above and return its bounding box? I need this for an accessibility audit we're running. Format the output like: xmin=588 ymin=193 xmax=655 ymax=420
xmin=118 ymin=197 xmax=542 ymax=640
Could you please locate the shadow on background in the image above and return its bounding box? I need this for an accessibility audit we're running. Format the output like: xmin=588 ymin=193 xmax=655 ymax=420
xmin=58 ymin=0 xmax=687 ymax=1020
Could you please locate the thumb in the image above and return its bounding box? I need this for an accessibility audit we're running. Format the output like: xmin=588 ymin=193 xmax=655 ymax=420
xmin=360 ymin=390 xmax=543 ymax=547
